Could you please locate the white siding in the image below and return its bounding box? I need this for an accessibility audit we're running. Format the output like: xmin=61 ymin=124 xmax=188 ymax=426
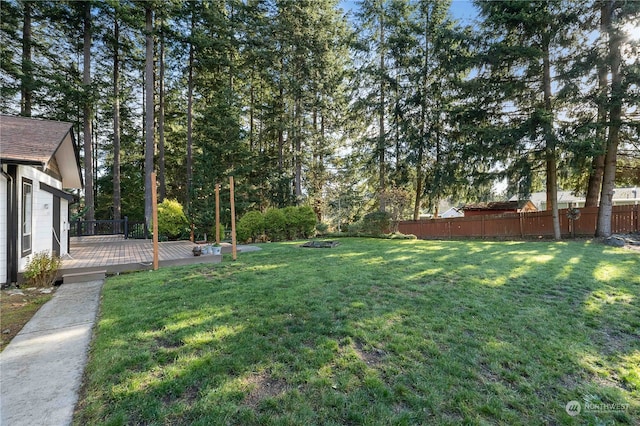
xmin=0 ymin=172 xmax=7 ymax=285
xmin=17 ymin=166 xmax=61 ymax=273
xmin=60 ymin=198 xmax=69 ymax=256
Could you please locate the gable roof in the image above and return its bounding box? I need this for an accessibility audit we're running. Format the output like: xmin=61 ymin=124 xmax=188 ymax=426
xmin=463 ymin=201 xmax=520 ymax=211
xmin=0 ymin=115 xmax=82 ymax=189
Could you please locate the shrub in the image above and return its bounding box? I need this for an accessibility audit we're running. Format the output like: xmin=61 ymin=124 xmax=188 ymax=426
xmin=388 ymin=232 xmax=417 ymax=240
xmin=281 ymin=206 xmax=298 ymax=239
xmin=264 ymin=208 xmax=287 ymax=241
xmin=362 ymin=211 xmax=391 ymax=235
xmin=280 ymin=205 xmax=317 ymax=239
xmin=24 ymin=251 xmax=61 ymax=288
xmin=295 ymin=205 xmax=317 ymax=238
xmin=316 ymin=222 xmax=329 ymax=235
xmin=237 ymin=210 xmax=265 ymax=243
xmin=157 ymin=199 xmax=189 ymax=240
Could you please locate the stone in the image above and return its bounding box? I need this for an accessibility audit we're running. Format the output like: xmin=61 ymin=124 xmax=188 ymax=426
xmin=604 ymin=236 xmax=625 ymax=247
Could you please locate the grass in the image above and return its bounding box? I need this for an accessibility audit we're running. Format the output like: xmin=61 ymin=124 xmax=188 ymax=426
xmin=0 ymin=287 xmax=54 ymax=351
xmin=75 ymin=238 xmax=639 ymax=425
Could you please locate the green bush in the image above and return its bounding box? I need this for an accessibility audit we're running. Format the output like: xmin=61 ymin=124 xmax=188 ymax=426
xmin=316 ymin=222 xmax=329 ymax=235
xmin=281 ymin=206 xmax=298 ymax=239
xmin=295 ymin=205 xmax=317 ymax=238
xmin=388 ymin=232 xmax=417 ymax=240
xmin=362 ymin=211 xmax=391 ymax=235
xmin=157 ymin=199 xmax=189 ymax=240
xmin=237 ymin=210 xmax=265 ymax=243
xmin=280 ymin=205 xmax=317 ymax=239
xmin=24 ymin=251 xmax=61 ymax=288
xmin=264 ymin=208 xmax=287 ymax=241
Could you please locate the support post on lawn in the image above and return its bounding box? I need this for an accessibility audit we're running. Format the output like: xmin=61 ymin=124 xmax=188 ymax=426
xmin=151 ymin=172 xmax=159 ymax=271
xmin=215 ymin=183 xmax=221 ymax=245
xmin=230 ymin=176 xmax=237 ymax=261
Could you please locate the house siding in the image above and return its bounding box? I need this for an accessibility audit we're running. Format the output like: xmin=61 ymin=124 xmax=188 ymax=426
xmin=0 ymin=172 xmax=7 ymax=285
xmin=16 ymin=165 xmax=63 ymax=274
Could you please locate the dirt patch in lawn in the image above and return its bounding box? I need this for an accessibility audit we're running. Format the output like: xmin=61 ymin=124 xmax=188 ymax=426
xmin=1 ymin=287 xmax=55 ymax=351
xmin=243 ymin=372 xmax=288 ymax=408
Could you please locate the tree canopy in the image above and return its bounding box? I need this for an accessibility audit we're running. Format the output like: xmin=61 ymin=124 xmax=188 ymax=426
xmin=1 ymin=0 xmax=638 ymax=237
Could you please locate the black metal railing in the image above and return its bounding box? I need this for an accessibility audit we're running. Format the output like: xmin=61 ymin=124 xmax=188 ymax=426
xmin=71 ymin=217 xmax=148 ymax=239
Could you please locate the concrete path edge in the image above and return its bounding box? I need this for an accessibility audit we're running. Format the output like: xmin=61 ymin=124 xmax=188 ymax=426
xmin=0 ymin=280 xmax=104 ymax=426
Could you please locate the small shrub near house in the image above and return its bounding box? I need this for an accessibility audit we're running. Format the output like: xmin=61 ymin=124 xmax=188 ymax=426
xmin=157 ymin=199 xmax=189 ymax=240
xmin=24 ymin=251 xmax=61 ymax=288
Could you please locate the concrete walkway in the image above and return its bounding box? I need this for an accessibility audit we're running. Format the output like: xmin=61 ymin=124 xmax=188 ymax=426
xmin=0 ymin=280 xmax=104 ymax=426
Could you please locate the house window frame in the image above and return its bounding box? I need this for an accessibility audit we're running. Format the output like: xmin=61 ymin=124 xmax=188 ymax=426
xmin=22 ymin=177 xmax=33 ymax=257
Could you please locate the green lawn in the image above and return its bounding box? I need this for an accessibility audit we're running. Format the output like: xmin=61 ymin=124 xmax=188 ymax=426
xmin=75 ymin=238 xmax=639 ymax=425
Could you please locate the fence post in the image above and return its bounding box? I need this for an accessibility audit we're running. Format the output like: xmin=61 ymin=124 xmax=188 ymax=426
xmin=76 ymin=219 xmax=81 ymax=237
xmin=124 ymin=216 xmax=129 ymax=239
xmin=519 ymin=213 xmax=524 ymax=238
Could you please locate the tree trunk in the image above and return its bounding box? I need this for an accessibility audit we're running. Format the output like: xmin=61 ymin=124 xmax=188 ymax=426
xmin=186 ymin=12 xmax=194 ymax=219
xmin=21 ymin=1 xmax=32 ymax=117
xmin=414 ymin=7 xmax=429 ymax=221
xmin=596 ymin=1 xmax=621 ymax=238
xmin=294 ymin=95 xmax=302 ymax=199
xmin=144 ymin=5 xmax=154 ymax=234
xmin=543 ymin=35 xmax=560 ymax=240
xmin=278 ymin=81 xmax=284 ymax=172
xmin=83 ymin=1 xmax=94 ymax=223
xmin=158 ymin=20 xmax=166 ymax=202
xmin=113 ymin=15 xmax=121 ymax=222
xmin=378 ymin=14 xmax=386 ymax=212
xmin=585 ymin=3 xmax=610 ymax=208
xmin=413 ymin=144 xmax=424 ymax=220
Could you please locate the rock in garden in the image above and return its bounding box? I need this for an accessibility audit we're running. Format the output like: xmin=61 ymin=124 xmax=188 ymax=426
xmin=604 ymin=236 xmax=625 ymax=247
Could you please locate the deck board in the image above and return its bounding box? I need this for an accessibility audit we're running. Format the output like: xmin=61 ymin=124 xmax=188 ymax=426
xmin=58 ymin=236 xmax=224 ymax=277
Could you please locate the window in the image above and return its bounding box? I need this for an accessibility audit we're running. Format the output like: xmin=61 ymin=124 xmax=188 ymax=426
xmin=22 ymin=178 xmax=32 ymax=256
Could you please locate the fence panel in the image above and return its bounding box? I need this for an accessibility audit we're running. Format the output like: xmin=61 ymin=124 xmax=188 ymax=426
xmin=399 ymin=204 xmax=638 ymax=239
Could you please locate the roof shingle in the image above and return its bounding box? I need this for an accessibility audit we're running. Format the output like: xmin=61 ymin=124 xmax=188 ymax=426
xmin=0 ymin=115 xmax=74 ymax=164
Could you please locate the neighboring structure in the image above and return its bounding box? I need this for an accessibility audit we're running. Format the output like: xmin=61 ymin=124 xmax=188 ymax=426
xmin=462 ymin=200 xmax=537 ymax=217
xmin=1 ymin=115 xmax=82 ymax=286
xmin=440 ymin=206 xmax=464 ymax=218
xmin=509 ymin=188 xmax=640 ymax=210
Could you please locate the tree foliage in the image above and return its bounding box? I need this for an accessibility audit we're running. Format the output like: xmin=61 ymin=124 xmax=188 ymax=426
xmin=1 ymin=0 xmax=638 ymax=238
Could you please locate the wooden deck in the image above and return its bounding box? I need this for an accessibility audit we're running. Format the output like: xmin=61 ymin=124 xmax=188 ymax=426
xmin=58 ymin=236 xmax=225 ymax=277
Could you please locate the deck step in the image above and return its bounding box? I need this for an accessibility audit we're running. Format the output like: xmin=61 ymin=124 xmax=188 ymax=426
xmin=63 ymin=270 xmax=107 ymax=284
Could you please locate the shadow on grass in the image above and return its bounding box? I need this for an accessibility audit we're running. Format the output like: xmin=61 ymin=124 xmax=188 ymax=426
xmin=76 ymin=239 xmax=639 ymax=425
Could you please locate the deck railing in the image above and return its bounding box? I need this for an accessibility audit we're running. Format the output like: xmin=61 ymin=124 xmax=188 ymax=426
xmin=71 ymin=217 xmax=147 ymax=239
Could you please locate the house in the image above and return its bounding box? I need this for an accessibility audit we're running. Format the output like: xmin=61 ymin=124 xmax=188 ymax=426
xmin=1 ymin=115 xmax=82 ymax=286
xmin=440 ymin=206 xmax=464 ymax=218
xmin=509 ymin=188 xmax=640 ymax=210
xmin=462 ymin=200 xmax=537 ymax=217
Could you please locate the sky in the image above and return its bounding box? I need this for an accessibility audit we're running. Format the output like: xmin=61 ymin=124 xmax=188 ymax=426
xmin=339 ymin=0 xmax=479 ymax=25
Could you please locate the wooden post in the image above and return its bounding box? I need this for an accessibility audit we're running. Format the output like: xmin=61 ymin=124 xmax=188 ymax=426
xmin=215 ymin=183 xmax=221 ymax=245
xmin=229 ymin=176 xmax=237 ymax=261
xmin=151 ymin=172 xmax=159 ymax=270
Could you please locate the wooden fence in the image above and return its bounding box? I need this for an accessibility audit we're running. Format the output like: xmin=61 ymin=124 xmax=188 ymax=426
xmin=398 ymin=205 xmax=639 ymax=239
